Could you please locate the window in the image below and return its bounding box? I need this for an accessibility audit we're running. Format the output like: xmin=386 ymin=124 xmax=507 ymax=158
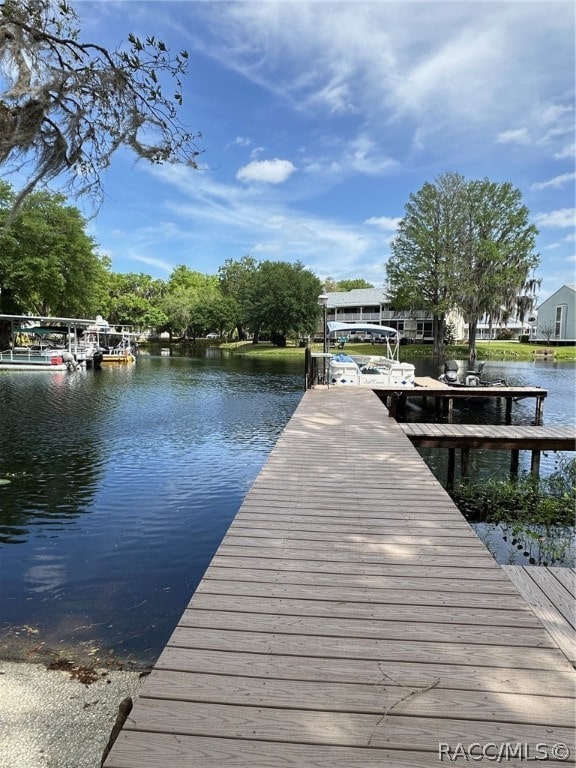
xmin=416 ymin=321 xmax=433 ymax=338
xmin=555 ymin=305 xmax=565 ymax=337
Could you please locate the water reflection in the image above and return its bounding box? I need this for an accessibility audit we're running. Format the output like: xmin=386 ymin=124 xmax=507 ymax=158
xmin=0 ymin=353 xmax=303 ymax=664
xmin=0 ymin=353 xmax=573 ymax=664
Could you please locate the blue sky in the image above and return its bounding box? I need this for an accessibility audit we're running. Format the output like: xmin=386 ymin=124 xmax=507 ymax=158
xmin=73 ymin=1 xmax=576 ymax=300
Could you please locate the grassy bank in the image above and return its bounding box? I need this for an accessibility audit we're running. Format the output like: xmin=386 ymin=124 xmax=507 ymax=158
xmin=223 ymin=339 xmax=576 ymax=362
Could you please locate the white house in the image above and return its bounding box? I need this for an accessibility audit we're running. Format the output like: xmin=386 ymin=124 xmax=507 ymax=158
xmin=535 ymin=285 xmax=576 ymax=342
xmin=321 ymin=288 xmax=465 ymax=343
xmin=320 ymin=288 xmax=539 ymax=343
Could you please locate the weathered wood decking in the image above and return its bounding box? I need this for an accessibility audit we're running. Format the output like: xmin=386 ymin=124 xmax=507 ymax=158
xmin=502 ymin=566 xmax=576 ymax=667
xmin=377 ymin=378 xmax=548 ymax=423
xmin=399 ymin=422 xmax=576 ymax=482
xmin=105 ymin=388 xmax=576 ymax=767
xmin=400 ymin=423 xmax=576 ymax=451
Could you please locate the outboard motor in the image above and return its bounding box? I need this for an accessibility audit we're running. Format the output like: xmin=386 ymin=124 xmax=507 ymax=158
xmin=92 ymin=349 xmax=104 ymax=370
xmin=439 ymin=360 xmax=460 ymax=384
xmin=62 ymin=351 xmax=79 ymax=372
xmin=465 ymin=361 xmax=484 ymax=387
xmin=465 ymin=371 xmax=481 ymax=386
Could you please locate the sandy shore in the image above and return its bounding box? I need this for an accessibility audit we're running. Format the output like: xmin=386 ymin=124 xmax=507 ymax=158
xmin=0 ymin=659 xmax=144 ymax=768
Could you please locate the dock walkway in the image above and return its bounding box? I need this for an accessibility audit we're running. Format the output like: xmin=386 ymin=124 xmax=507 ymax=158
xmin=502 ymin=566 xmax=575 ymax=667
xmin=377 ymin=378 xmax=548 ymax=423
xmin=105 ymin=388 xmax=575 ymax=768
xmin=400 ymin=422 xmax=576 ymax=482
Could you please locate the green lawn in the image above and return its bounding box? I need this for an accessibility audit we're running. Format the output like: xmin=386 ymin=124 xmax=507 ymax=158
xmin=225 ymin=339 xmax=576 ymax=362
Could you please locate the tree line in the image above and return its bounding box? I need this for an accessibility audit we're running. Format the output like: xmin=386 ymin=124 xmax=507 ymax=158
xmin=0 ymin=176 xmax=540 ymax=359
xmin=0 ymin=182 xmax=326 ymax=347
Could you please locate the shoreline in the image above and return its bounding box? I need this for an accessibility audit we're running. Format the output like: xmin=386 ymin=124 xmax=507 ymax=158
xmin=0 ymin=657 xmax=144 ymax=768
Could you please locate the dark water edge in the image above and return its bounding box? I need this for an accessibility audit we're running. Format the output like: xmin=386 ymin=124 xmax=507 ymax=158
xmin=0 ymin=353 xmax=574 ymax=667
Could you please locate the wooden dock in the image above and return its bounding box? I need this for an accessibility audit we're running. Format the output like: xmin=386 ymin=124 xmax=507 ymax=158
xmin=400 ymin=422 xmax=576 ymax=482
xmin=105 ymin=388 xmax=575 ymax=768
xmin=502 ymin=566 xmax=575 ymax=667
xmin=376 ymin=378 xmax=548 ymax=423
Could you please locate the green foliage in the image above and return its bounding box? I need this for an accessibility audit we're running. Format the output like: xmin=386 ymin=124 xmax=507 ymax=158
xmin=387 ymin=172 xmax=466 ymax=356
xmin=329 ymin=278 xmax=374 ymax=291
xmin=451 ymin=458 xmax=575 ymax=565
xmin=243 ymin=260 xmax=323 ymax=344
xmin=0 ymin=181 xmax=109 ymax=323
xmin=103 ymin=272 xmax=167 ymax=329
xmin=160 ymin=266 xmax=222 ymax=338
xmin=453 ymin=458 xmax=575 ymax=526
xmin=219 ymin=257 xmax=322 ymax=344
xmin=387 ymin=172 xmax=540 ymax=362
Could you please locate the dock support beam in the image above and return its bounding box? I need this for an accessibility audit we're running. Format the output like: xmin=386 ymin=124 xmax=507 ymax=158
xmin=510 ymin=450 xmax=519 ymax=479
xmin=447 ymin=448 xmax=456 ymax=491
xmin=531 ymin=449 xmax=541 ymax=477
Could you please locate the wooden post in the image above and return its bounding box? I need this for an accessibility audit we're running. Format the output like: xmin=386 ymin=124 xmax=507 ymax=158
xmin=531 ymin=449 xmax=541 ymax=477
xmin=460 ymin=447 xmax=469 ymax=481
xmin=398 ymin=393 xmax=407 ymax=422
xmin=447 ymin=448 xmax=455 ymax=490
xmin=510 ymin=449 xmax=519 ymax=479
xmin=535 ymin=396 xmax=544 ymax=425
xmin=505 ymin=397 xmax=513 ymax=424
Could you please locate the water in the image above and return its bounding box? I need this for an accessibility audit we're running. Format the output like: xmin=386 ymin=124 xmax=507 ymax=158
xmin=409 ymin=357 xmax=576 ymax=566
xmin=0 ymin=352 xmax=303 ymax=666
xmin=0 ymin=352 xmax=573 ymax=665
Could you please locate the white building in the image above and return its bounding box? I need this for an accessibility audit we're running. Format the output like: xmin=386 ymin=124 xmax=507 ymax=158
xmin=321 ymin=288 xmax=465 ymax=343
xmin=535 ymin=285 xmax=576 ymax=342
xmin=321 ymin=288 xmax=539 ymax=343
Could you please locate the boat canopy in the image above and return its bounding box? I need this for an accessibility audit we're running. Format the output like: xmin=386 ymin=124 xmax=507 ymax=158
xmin=326 ymin=322 xmax=399 ymax=336
xmin=14 ymin=325 xmax=69 ymax=336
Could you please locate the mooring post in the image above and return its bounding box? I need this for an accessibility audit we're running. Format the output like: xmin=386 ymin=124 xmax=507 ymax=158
xmin=447 ymin=448 xmax=455 ymax=490
xmin=535 ymin=396 xmax=544 ymax=425
xmin=460 ymin=447 xmax=470 ymax=481
xmin=510 ymin=449 xmax=520 ymax=479
xmin=531 ymin=449 xmax=541 ymax=477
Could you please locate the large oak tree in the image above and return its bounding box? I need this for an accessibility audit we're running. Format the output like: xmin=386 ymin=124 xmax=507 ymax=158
xmin=386 ymin=173 xmax=539 ymax=362
xmin=0 ymin=181 xmax=109 ymax=345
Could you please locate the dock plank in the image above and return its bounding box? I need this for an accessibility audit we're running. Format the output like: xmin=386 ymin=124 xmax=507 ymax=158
xmin=502 ymin=566 xmax=576 ymax=666
xmin=104 ymin=388 xmax=575 ymax=768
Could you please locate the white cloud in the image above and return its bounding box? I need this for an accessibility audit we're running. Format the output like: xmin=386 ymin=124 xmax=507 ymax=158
xmin=236 ymin=159 xmax=296 ymax=184
xmin=365 ymin=216 xmax=401 ymax=231
xmin=127 ymin=252 xmax=176 ymax=275
xmin=534 ymin=209 xmax=576 ymax=228
xmin=531 ymin=173 xmax=576 ymax=191
xmin=496 ymin=128 xmax=531 ymax=145
xmin=342 ymin=135 xmax=397 ymax=175
xmin=142 ymin=164 xmax=386 ymax=279
xmin=226 ymin=136 xmax=251 ymax=150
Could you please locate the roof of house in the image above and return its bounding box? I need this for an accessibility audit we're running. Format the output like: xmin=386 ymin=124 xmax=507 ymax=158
xmin=536 ymin=284 xmax=576 ymax=308
xmin=326 ymin=288 xmax=389 ymax=308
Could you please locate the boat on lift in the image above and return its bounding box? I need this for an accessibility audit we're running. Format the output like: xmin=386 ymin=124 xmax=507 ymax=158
xmin=0 ymin=314 xmax=95 ymax=371
xmin=82 ymin=316 xmax=138 ymax=366
xmin=326 ymin=322 xmax=416 ymax=387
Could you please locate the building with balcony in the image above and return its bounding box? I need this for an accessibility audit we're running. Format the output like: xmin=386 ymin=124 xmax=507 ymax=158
xmin=321 ymin=288 xmax=464 ymax=343
xmin=320 ymin=288 xmax=537 ymax=343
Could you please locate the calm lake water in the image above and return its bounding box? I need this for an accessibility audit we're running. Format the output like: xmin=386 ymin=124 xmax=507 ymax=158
xmin=0 ymin=351 xmax=574 ymax=666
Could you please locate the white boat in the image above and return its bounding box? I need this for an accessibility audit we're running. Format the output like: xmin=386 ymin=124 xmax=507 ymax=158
xmin=82 ymin=317 xmax=138 ymax=366
xmin=326 ymin=322 xmax=416 ymax=387
xmin=0 ymin=314 xmax=96 ymax=371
